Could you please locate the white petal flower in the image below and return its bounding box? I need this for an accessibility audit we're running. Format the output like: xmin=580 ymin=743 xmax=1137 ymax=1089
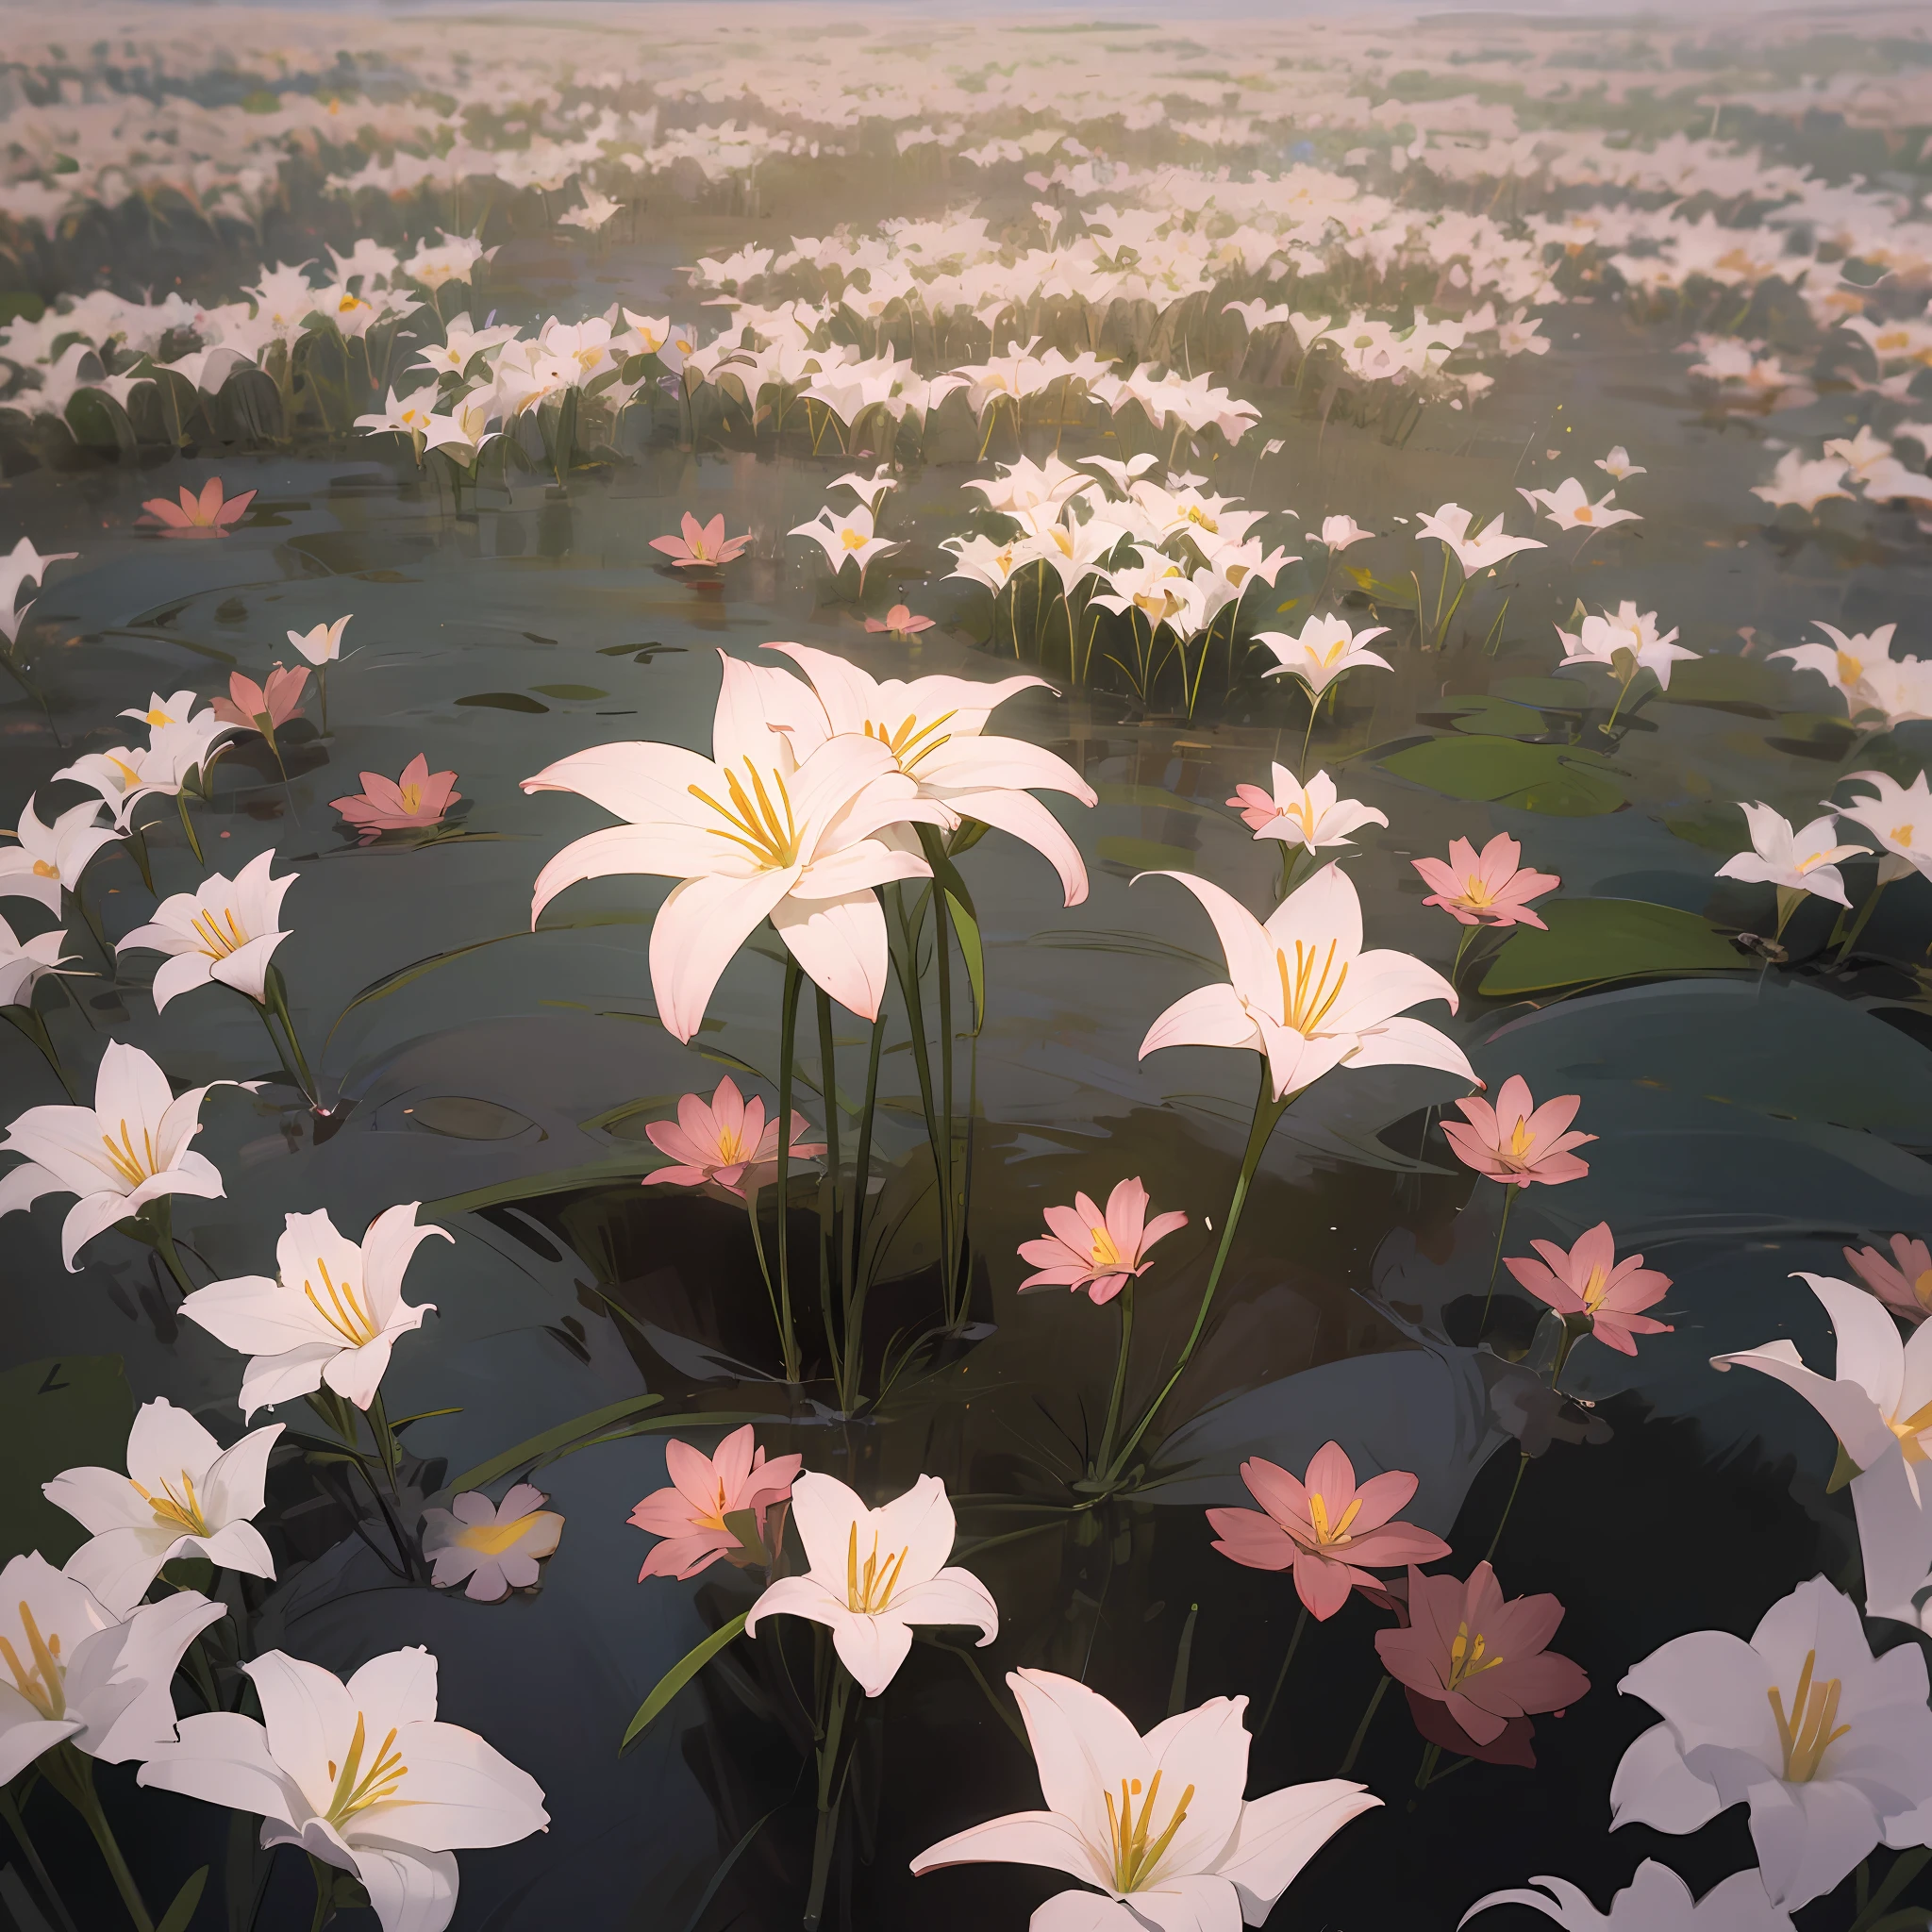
xmin=0 ymin=796 xmax=122 ymax=915
xmin=1714 ymin=804 xmax=1868 ymax=910
xmin=1462 ymin=1861 xmax=1791 ymax=1930
xmin=744 ymin=1473 xmax=996 ymax=1696
xmin=1251 ymin=615 xmax=1392 ymax=697
xmin=43 ymin=1397 xmax=280 ymax=1614
xmin=422 ymin=1486 xmax=564 ymax=1603
xmin=116 ymin=850 xmax=296 ymax=1009
xmin=912 ymin=1669 xmax=1378 ymax=1928
xmin=139 ymin=1646 xmax=548 ymax=1932
xmin=179 ymin=1204 xmax=448 ymax=1417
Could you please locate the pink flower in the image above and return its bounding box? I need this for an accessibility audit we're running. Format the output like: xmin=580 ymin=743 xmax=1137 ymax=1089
xmin=863 ymin=605 xmax=935 ymax=638
xmin=330 ymin=753 xmax=460 ymax=840
xmin=1206 ymin=1443 xmax=1451 ymax=1620
xmin=1375 ymin=1561 xmax=1589 ymax=1745
xmin=1441 ymin=1074 xmax=1594 ymax=1189
xmin=1844 ymin=1234 xmax=1932 ymax=1324
xmin=649 ymin=511 xmax=751 ymax=569
xmin=210 ymin=664 xmax=308 ymax=737
xmin=1016 ymin=1176 xmax=1187 ymax=1304
xmin=628 ymin=1424 xmax=802 ymax=1580
xmin=1505 ymin=1222 xmax=1673 ymax=1356
xmin=641 ymin=1075 xmax=824 ymax=1197
xmin=138 ymin=477 xmax=257 ymax=538
xmin=1412 ymin=832 xmax=1559 ymax=928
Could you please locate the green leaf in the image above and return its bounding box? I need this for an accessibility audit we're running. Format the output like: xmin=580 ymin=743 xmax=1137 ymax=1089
xmin=0 ymin=1357 xmax=135 ymax=1564
xmin=444 ymin=1394 xmax=666 ymax=1495
xmin=457 ymin=691 xmax=548 ymax=713
xmin=1480 ymin=899 xmax=1744 ymax=997
xmin=947 ymin=892 xmax=986 ymax=1035
xmin=528 ymin=684 xmax=608 ymax=701
xmin=424 ymin=1156 xmax=661 ymax=1218
xmin=1656 ymin=654 xmax=1789 ymax=716
xmin=1429 ymin=696 xmax=1551 ymax=739
xmin=1378 ymin=736 xmax=1626 ymax=815
xmin=620 ymin=1613 xmax=747 ymax=1751
xmin=157 ymin=1867 xmax=208 ymax=1932
xmin=1095 ymin=836 xmax=1198 ymax=874
xmin=1493 ymin=675 xmax=1590 ymax=712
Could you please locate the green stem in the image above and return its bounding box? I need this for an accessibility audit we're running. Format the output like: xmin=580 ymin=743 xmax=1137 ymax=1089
xmin=1093 ymin=1279 xmax=1136 ymax=1480
xmin=124 ymin=826 xmax=155 ymax=896
xmin=251 ymin=994 xmax=308 ymax=1099
xmin=1604 ymin=672 xmax=1635 ymax=734
xmin=891 ymin=887 xmax=952 ymax=1317
xmin=52 ymin=1748 xmax=153 ymax=1932
xmin=3 ymin=1004 xmax=78 ymax=1100
xmin=775 ymin=957 xmax=805 ymax=1384
xmin=1482 ymin=1451 xmax=1530 ymax=1566
xmin=1835 ymin=874 xmax=1890 ymax=963
xmin=265 ymin=967 xmax=317 ymax=1102
xmin=155 ymin=1226 xmax=196 ymax=1299
xmin=1415 ymin=1739 xmax=1444 ymax=1790
xmin=307 ymin=1853 xmax=335 ymax=1932
xmin=1259 ymin=1602 xmax=1310 ymax=1735
xmin=175 ymin=787 xmax=204 ymax=866
xmin=318 ymin=665 xmax=329 ymax=739
xmin=1477 ymin=1185 xmax=1518 ymax=1336
xmin=1298 ymin=682 xmax=1319 ymax=776
xmin=1105 ymin=1063 xmax=1289 ymax=1481
xmin=1339 ymin=1674 xmax=1390 ymax=1776
xmin=841 ymin=1010 xmax=887 ymax=1410
xmin=746 ymin=1181 xmax=783 ymax=1365
xmin=1848 ymin=1848 xmax=1932 ymax=1932
xmin=1451 ymin=921 xmax=1478 ymax=987
xmin=804 ymin=1669 xmax=854 ymax=1930
xmin=935 ymin=884 xmax=961 ymax=1327
xmin=815 ymin=985 xmax=843 ymax=1384
xmin=0 ymin=1786 xmax=80 ymax=1932
xmin=1774 ymin=885 xmax=1805 ymax=945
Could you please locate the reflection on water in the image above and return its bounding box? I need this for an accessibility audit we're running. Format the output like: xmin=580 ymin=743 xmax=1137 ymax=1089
xmin=1 ymin=4 xmax=1931 ymax=1928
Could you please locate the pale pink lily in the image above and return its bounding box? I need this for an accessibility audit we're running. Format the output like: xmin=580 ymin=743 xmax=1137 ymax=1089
xmin=650 ymin=511 xmax=751 ymax=570
xmin=1557 ymin=602 xmax=1697 ymax=696
xmin=1139 ymin=864 xmax=1475 ymax=1102
xmin=287 ymin=616 xmax=351 ymax=666
xmin=1844 ymin=1234 xmax=1932 ymax=1323
xmin=523 ymin=653 xmax=948 ymax=1040
xmin=1506 ymin=1224 xmax=1674 ymax=1357
xmin=641 ymin=1076 xmax=823 ymax=1197
xmin=1716 ymin=804 xmax=1868 ymax=917
xmin=1251 ymin=615 xmax=1392 ymax=698
xmin=1462 ymin=1862 xmax=1793 ymax=1931
xmin=139 ymin=1647 xmax=548 ymax=1932
xmin=179 ymin=1204 xmax=448 ymax=1418
xmin=1441 ymin=1075 xmax=1594 ymax=1188
xmin=422 ymin=1486 xmax=563 ymax=1602
xmin=744 ymin=1474 xmax=995 ymax=1697
xmin=116 ymin=850 xmax=295 ymax=1008
xmin=212 ymin=664 xmax=308 ymax=742
xmin=1017 ymin=1176 xmax=1187 ymax=1304
xmin=789 ymin=502 xmax=899 ymax=583
xmin=1319 ymin=515 xmax=1373 ymax=550
xmin=1415 ymin=503 xmax=1547 ymax=575
xmin=0 ymin=796 xmax=121 ymax=913
xmin=1520 ymin=476 xmax=1641 ymax=532
xmin=1836 ymin=770 xmax=1932 ymax=885
xmin=0 ymin=1041 xmax=237 ymax=1269
xmin=1773 ymin=623 xmax=1904 ymax=715
xmin=629 ymin=1424 xmax=802 ymax=1580
xmin=1412 ymin=833 xmax=1559 ymax=928
xmin=1227 ymin=766 xmax=1387 ymax=851
xmin=1207 ymin=1444 xmax=1450 ymax=1619
xmin=43 ymin=1398 xmax=281 ymax=1613
xmin=1594 ymin=446 xmax=1647 ymax=480
xmin=761 ymin=642 xmax=1098 ymax=905
xmin=0 ymin=913 xmax=75 ymax=1008
xmin=0 ymin=1554 xmax=225 ymax=1784
xmin=911 ymin=1669 xmax=1379 ymax=1928
xmin=139 ymin=477 xmax=256 ymax=537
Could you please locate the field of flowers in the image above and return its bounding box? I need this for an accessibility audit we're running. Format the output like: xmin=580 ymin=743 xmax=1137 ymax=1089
xmin=2 ymin=3 xmax=1932 ymax=1927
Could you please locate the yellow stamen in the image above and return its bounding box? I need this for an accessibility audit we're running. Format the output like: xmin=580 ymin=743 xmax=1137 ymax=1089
xmin=0 ymin=1603 xmax=66 ymax=1720
xmin=456 ymin=1515 xmax=538 ymax=1557
xmin=1506 ymin=1117 xmax=1537 ymax=1163
xmin=1838 ymin=653 xmax=1864 ymax=687
xmin=1445 ymin=1621 xmax=1505 ymax=1690
xmin=1104 ymin=1768 xmax=1195 ymax=1892
xmin=1089 ymin=1223 xmax=1123 ymax=1269
xmin=1767 ymin=1650 xmax=1850 ymax=1783
xmin=863 ymin=708 xmax=957 ymax=775
xmin=190 ymin=906 xmax=250 ymax=959
xmin=131 ymin=1470 xmax=211 ymax=1538
xmin=323 ymin=1711 xmax=408 ymax=1826
xmin=98 ymin=1120 xmax=158 ymax=1189
xmin=31 ymin=859 xmax=58 ymax=879
xmin=108 ymin=756 xmax=142 ymax=789
xmin=843 ymin=1520 xmax=909 ymax=1613
xmin=839 ymin=527 xmax=868 ymax=550
xmin=688 ymin=759 xmax=802 ymax=869
xmin=301 ymin=1256 xmax=379 ymax=1347
xmin=1306 ymin=1492 xmax=1364 ymax=1546
xmin=1892 ymin=824 xmax=1915 ymax=849
xmin=1274 ymin=939 xmax=1350 ymax=1036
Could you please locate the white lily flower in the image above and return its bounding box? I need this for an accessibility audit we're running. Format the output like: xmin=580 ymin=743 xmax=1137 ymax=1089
xmin=0 ymin=539 xmax=76 ymax=623
xmin=1751 ymin=453 xmax=1853 ymax=513
xmin=788 ymin=502 xmax=900 ymax=582
xmin=288 ymin=616 xmax=351 ymax=666
xmin=1837 ymin=769 xmax=1932 ymax=884
xmin=0 ymin=911 xmax=76 ymax=1008
xmin=1226 ymin=765 xmax=1388 ymax=852
xmin=1319 ymin=514 xmax=1373 ymax=550
xmin=1415 ymin=502 xmax=1547 ymax=575
xmin=1773 ymin=622 xmax=1904 ymax=711
xmin=744 ymin=1473 xmax=996 ymax=1696
xmin=0 ymin=1041 xmax=236 ymax=1268
xmin=912 ymin=1669 xmax=1378 ymax=1929
xmin=1139 ymin=863 xmax=1474 ymax=1101
xmin=1462 ymin=1861 xmax=1791 ymax=1930
xmin=1253 ymin=614 xmax=1393 ymax=697
xmin=1521 ymin=476 xmax=1641 ymax=532
xmin=0 ymin=1553 xmax=224 ymax=1783
xmin=0 ymin=796 xmax=122 ymax=914
xmin=44 ymin=1398 xmax=280 ymax=1613
xmin=1593 ymin=446 xmax=1647 ymax=480
xmin=116 ymin=850 xmax=296 ymax=1009
xmin=1556 ymin=601 xmax=1698 ymax=691
xmin=53 ymin=717 xmax=229 ymax=831
xmin=1610 ymin=1576 xmax=1932 ymax=1909
xmin=139 ymin=1646 xmax=548 ymax=1932
xmin=1714 ymin=803 xmax=1868 ymax=910
xmin=119 ymin=690 xmax=202 ymax=731
xmin=179 ymin=1204 xmax=448 ymax=1418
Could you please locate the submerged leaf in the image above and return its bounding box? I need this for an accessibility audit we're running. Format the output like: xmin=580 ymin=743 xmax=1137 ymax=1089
xmin=1379 ymin=735 xmax=1626 ymax=814
xmin=1481 ymin=899 xmax=1743 ymax=996
xmin=457 ymin=691 xmax=549 ymax=713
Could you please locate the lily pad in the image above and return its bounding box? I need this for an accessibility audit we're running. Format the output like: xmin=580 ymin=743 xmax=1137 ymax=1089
xmin=457 ymin=691 xmax=549 ymax=713
xmin=1480 ymin=898 xmax=1743 ymax=997
xmin=0 ymin=1357 xmax=135 ymax=1563
xmin=1657 ymin=655 xmax=1790 ymax=716
xmin=1378 ymin=735 xmax=1626 ymax=815
xmin=1424 ymin=696 xmax=1552 ymax=740
xmin=529 ymin=684 xmax=608 ymax=701
xmin=1493 ymin=676 xmax=1590 ymax=711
